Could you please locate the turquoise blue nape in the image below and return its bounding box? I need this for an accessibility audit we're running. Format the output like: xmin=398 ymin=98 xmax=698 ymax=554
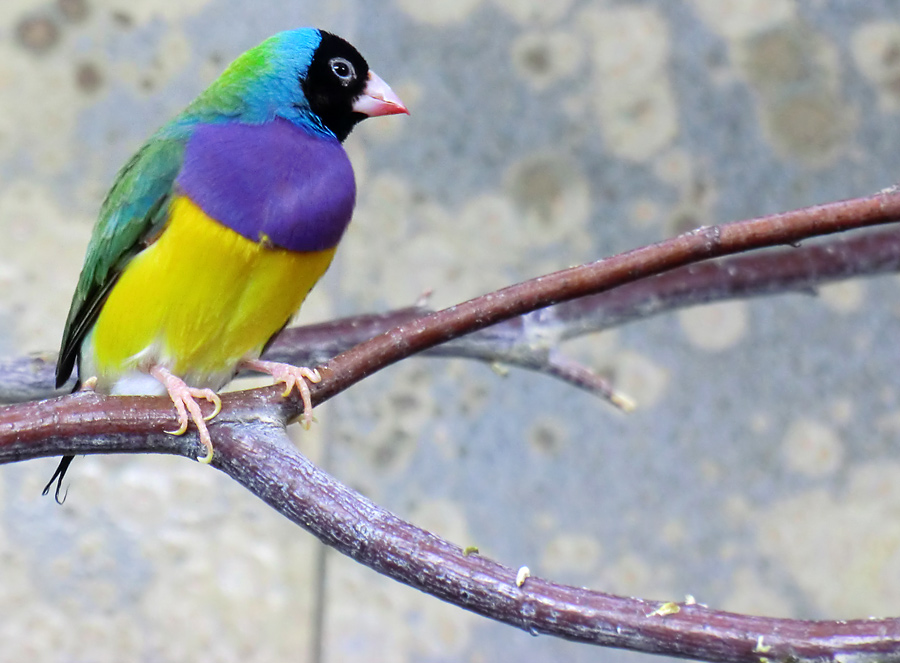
xmin=179 ymin=27 xmax=326 ymax=131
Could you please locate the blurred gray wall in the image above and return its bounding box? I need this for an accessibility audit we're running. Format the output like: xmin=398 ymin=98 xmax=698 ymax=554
xmin=2 ymin=1 xmax=900 ymax=661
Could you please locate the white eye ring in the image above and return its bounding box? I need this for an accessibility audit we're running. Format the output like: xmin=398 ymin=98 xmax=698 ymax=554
xmin=329 ymin=57 xmax=355 ymax=85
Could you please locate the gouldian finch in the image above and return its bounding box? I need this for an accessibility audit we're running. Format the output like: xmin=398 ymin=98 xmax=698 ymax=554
xmin=46 ymin=28 xmax=407 ymax=496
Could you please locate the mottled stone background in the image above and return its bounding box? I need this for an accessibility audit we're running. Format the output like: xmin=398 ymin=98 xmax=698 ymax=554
xmin=2 ymin=0 xmax=900 ymax=661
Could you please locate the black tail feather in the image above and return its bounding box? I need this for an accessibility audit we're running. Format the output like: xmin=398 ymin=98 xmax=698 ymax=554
xmin=42 ymin=455 xmax=74 ymax=504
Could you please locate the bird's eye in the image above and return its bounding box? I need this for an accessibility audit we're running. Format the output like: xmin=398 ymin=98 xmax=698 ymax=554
xmin=329 ymin=57 xmax=355 ymax=85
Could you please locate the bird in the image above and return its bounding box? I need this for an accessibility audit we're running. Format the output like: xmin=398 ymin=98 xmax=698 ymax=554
xmin=44 ymin=28 xmax=408 ymax=499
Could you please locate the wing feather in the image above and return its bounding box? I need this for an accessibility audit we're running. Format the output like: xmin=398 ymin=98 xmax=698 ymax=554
xmin=55 ymin=136 xmax=187 ymax=387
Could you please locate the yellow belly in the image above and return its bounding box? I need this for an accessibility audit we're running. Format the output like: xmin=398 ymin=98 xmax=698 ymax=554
xmin=81 ymin=196 xmax=336 ymax=394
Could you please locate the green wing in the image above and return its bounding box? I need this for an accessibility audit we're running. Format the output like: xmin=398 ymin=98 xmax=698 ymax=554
xmin=56 ymin=135 xmax=187 ymax=388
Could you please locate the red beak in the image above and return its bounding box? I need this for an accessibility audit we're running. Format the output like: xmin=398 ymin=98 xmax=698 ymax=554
xmin=352 ymin=71 xmax=409 ymax=117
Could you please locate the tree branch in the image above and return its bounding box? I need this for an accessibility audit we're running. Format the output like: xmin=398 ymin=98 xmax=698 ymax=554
xmin=208 ymin=416 xmax=900 ymax=663
xmin=4 ymin=190 xmax=900 ymax=661
xmin=6 ymin=223 xmax=900 ymax=407
xmin=307 ymin=188 xmax=900 ymax=423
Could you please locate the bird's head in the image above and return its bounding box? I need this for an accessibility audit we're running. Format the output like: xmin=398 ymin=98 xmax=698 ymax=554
xmin=186 ymin=28 xmax=408 ymax=141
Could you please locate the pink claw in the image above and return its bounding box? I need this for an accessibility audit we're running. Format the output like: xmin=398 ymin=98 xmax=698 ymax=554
xmin=150 ymin=366 xmax=222 ymax=463
xmin=240 ymin=359 xmax=322 ymax=429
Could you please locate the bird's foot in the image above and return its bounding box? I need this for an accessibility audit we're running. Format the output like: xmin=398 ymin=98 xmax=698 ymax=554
xmin=79 ymin=376 xmax=99 ymax=392
xmin=150 ymin=366 xmax=222 ymax=464
xmin=241 ymin=359 xmax=322 ymax=430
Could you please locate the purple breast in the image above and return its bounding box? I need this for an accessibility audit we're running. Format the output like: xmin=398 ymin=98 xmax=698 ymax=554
xmin=176 ymin=119 xmax=356 ymax=252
